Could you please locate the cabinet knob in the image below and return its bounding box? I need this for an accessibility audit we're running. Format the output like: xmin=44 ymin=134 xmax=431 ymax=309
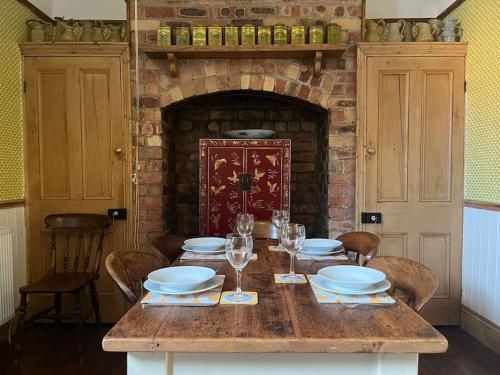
xmin=367 ymin=147 xmax=376 ymax=159
xmin=115 ymin=148 xmax=123 ymax=155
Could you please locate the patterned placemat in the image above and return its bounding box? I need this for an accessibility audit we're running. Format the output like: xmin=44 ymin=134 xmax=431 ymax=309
xmin=141 ymin=275 xmax=225 ymax=306
xmin=296 ymin=253 xmax=349 ymax=261
xmin=180 ymin=252 xmax=258 ymax=261
xmin=274 ymin=273 xmax=308 ymax=284
xmin=268 ymin=245 xmax=285 ymax=252
xmin=307 ymin=275 xmax=395 ymax=305
xmin=220 ymin=291 xmax=258 ymax=305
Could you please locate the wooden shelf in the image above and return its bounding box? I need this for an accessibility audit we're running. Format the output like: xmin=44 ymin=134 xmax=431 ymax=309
xmin=142 ymin=43 xmax=349 ymax=78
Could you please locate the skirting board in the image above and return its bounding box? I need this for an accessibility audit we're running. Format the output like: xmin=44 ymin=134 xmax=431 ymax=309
xmin=461 ymin=306 xmax=500 ymax=356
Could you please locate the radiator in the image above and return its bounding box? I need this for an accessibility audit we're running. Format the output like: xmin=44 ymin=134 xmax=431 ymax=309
xmin=0 ymin=226 xmax=15 ymax=325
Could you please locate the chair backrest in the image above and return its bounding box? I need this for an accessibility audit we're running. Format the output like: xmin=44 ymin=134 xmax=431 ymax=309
xmin=367 ymin=256 xmax=438 ymax=313
xmin=106 ymin=250 xmax=170 ymax=305
xmin=152 ymin=234 xmax=186 ymax=263
xmin=336 ymin=231 xmax=380 ymax=265
xmin=253 ymin=220 xmax=279 ymax=240
xmin=45 ymin=213 xmax=111 ymax=275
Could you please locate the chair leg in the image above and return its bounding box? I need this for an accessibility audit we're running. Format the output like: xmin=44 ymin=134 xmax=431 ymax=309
xmin=74 ymin=292 xmax=84 ymax=363
xmin=14 ymin=293 xmax=28 ymax=365
xmin=89 ymin=282 xmax=101 ymax=327
xmin=54 ymin=292 xmax=62 ymax=326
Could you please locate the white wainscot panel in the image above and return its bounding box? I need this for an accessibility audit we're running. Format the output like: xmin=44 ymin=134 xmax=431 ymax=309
xmin=462 ymin=207 xmax=500 ymax=325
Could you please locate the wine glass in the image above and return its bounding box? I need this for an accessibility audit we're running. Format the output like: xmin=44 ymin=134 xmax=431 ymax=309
xmin=225 ymin=233 xmax=253 ymax=302
xmin=236 ymin=213 xmax=254 ymax=237
xmin=272 ymin=209 xmax=289 ymax=251
xmin=281 ymin=223 xmax=306 ymax=281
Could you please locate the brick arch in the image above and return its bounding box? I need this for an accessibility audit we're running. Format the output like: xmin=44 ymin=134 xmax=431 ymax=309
xmin=158 ymin=62 xmax=333 ymax=111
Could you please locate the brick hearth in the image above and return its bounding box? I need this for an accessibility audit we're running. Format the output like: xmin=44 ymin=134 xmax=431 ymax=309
xmin=131 ymin=0 xmax=360 ymax=247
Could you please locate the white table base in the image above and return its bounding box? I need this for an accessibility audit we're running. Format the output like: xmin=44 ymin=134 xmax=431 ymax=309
xmin=127 ymin=352 xmax=418 ymax=375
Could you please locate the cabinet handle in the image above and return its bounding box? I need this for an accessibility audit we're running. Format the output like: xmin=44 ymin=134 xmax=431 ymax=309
xmin=367 ymin=147 xmax=376 ymax=159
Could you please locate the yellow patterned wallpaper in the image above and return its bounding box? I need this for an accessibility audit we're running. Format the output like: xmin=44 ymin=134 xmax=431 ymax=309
xmin=0 ymin=0 xmax=39 ymax=201
xmin=451 ymin=0 xmax=500 ymax=203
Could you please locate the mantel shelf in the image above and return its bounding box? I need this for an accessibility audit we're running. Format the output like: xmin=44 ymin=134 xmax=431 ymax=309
xmin=142 ymin=43 xmax=349 ymax=78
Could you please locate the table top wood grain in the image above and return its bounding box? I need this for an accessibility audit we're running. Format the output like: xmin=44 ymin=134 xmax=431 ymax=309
xmin=102 ymin=240 xmax=447 ymax=353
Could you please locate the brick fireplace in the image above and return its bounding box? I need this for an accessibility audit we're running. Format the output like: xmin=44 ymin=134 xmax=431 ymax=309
xmin=131 ymin=0 xmax=361 ymax=248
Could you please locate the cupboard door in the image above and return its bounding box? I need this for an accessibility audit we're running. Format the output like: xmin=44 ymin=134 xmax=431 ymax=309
xmin=361 ymin=55 xmax=465 ymax=324
xmin=199 ymin=141 xmax=244 ymax=236
xmin=24 ymin=55 xmax=129 ymax=322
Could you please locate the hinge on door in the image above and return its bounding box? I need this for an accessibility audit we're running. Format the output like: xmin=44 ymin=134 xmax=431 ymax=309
xmin=23 ymin=81 xmax=26 ymax=94
xmin=464 ymin=81 xmax=467 ymax=93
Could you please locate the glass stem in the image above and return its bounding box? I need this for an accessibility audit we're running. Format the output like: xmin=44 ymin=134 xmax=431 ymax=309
xmin=235 ymin=269 xmax=242 ymax=296
xmin=289 ymin=253 xmax=295 ymax=275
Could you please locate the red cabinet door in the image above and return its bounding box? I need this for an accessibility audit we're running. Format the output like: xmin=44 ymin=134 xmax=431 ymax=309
xmin=200 ymin=139 xmax=290 ymax=236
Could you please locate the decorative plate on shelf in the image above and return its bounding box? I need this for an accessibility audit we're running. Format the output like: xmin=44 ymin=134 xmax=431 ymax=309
xmin=222 ymin=129 xmax=276 ymax=139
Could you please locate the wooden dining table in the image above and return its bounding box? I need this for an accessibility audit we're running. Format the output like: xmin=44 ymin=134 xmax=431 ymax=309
xmin=102 ymin=240 xmax=447 ymax=375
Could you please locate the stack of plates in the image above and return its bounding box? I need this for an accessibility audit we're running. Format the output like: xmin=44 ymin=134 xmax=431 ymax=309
xmin=182 ymin=237 xmax=225 ymax=254
xmin=144 ymin=266 xmax=222 ymax=295
xmin=300 ymin=239 xmax=344 ymax=256
xmin=311 ymin=265 xmax=391 ymax=295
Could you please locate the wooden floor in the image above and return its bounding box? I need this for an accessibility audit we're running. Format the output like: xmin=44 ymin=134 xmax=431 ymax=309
xmin=0 ymin=324 xmax=498 ymax=374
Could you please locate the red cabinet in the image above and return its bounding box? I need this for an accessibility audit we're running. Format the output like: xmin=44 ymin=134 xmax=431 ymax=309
xmin=199 ymin=139 xmax=291 ymax=236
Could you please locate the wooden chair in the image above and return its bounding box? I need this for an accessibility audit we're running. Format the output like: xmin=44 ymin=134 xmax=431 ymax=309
xmin=367 ymin=256 xmax=438 ymax=314
xmin=336 ymin=231 xmax=380 ymax=265
xmin=152 ymin=233 xmax=186 ymax=264
xmin=106 ymin=250 xmax=169 ymax=305
xmin=252 ymin=220 xmax=280 ymax=240
xmin=15 ymin=213 xmax=111 ymax=362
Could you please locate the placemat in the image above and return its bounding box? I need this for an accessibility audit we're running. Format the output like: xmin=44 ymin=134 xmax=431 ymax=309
xmin=268 ymin=245 xmax=285 ymax=252
xmin=220 ymin=291 xmax=258 ymax=305
xmin=180 ymin=252 xmax=258 ymax=261
xmin=141 ymin=275 xmax=225 ymax=306
xmin=296 ymin=253 xmax=349 ymax=261
xmin=307 ymin=275 xmax=395 ymax=305
xmin=274 ymin=273 xmax=308 ymax=284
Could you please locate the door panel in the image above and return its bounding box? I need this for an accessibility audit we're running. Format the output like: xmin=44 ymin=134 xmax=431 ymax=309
xmin=24 ymin=55 xmax=128 ymax=322
xmin=362 ymin=56 xmax=464 ymax=324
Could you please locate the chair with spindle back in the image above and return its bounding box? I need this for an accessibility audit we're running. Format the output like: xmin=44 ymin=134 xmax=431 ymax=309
xmin=15 ymin=213 xmax=111 ymax=362
xmin=367 ymin=256 xmax=438 ymax=314
xmin=336 ymin=231 xmax=380 ymax=266
xmin=252 ymin=220 xmax=280 ymax=240
xmin=106 ymin=250 xmax=170 ymax=305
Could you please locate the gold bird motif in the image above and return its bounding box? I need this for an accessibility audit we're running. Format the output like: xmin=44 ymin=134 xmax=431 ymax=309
xmin=266 ymin=154 xmax=279 ymax=166
xmin=267 ymin=181 xmax=278 ymax=195
xmin=210 ymin=185 xmax=226 ymax=195
xmin=214 ymin=158 xmax=227 ymax=170
xmin=254 ymin=168 xmax=265 ymax=181
xmin=227 ymin=170 xmax=239 ymax=184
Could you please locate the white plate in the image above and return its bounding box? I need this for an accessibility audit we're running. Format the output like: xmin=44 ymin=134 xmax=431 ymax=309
xmin=310 ymin=275 xmax=391 ymax=295
xmin=299 ymin=246 xmax=345 ymax=256
xmin=223 ymin=129 xmax=276 ymax=139
xmin=184 ymin=237 xmax=225 ymax=252
xmin=303 ymin=239 xmax=343 ymax=253
xmin=144 ymin=276 xmax=223 ymax=296
xmin=318 ymin=265 xmax=386 ymax=290
xmin=148 ymin=266 xmax=216 ymax=291
xmin=182 ymin=244 xmax=225 ymax=254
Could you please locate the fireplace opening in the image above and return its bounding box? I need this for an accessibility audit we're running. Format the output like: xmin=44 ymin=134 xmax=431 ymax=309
xmin=162 ymin=90 xmax=329 ymax=237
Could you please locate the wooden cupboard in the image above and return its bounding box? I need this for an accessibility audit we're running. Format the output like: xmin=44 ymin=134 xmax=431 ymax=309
xmin=20 ymin=43 xmax=132 ymax=322
xmin=356 ymin=43 xmax=467 ymax=324
xmin=199 ymin=139 xmax=291 ymax=236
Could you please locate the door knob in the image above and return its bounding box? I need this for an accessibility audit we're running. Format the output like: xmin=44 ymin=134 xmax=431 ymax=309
xmin=366 ymin=147 xmax=376 ymax=159
xmin=114 ymin=148 xmax=123 ymax=155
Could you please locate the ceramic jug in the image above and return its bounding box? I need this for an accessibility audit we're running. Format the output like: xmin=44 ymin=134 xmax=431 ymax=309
xmin=26 ymin=20 xmax=46 ymax=42
xmin=428 ymin=19 xmax=444 ymax=41
xmin=386 ymin=20 xmax=406 ymax=42
xmin=60 ymin=23 xmax=75 ymax=41
xmin=442 ymin=18 xmax=463 ymax=42
xmin=79 ymin=20 xmax=93 ymax=42
xmin=107 ymin=24 xmax=123 ymax=42
xmin=412 ymin=22 xmax=435 ymax=42
xmin=364 ymin=19 xmax=386 ymax=42
xmin=402 ymin=21 xmax=414 ymax=42
xmin=92 ymin=21 xmax=109 ymax=42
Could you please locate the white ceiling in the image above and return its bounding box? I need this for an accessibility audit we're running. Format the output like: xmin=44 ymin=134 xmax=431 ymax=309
xmin=28 ymin=0 xmax=456 ymax=20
